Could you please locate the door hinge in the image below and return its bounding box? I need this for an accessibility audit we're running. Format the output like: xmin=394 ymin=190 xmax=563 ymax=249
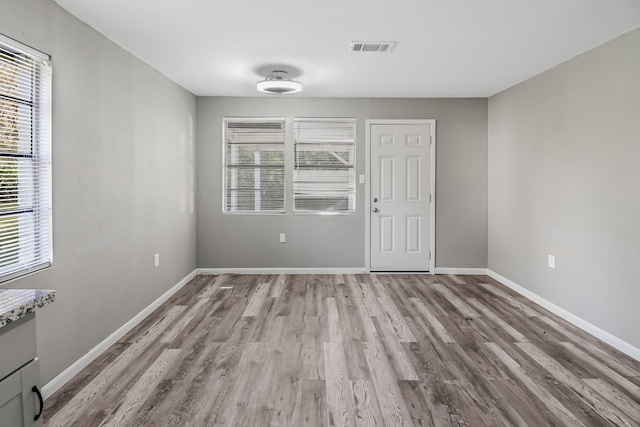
xmin=429 ymin=251 xmax=432 ymax=260
xmin=429 ymin=193 xmax=432 ymax=203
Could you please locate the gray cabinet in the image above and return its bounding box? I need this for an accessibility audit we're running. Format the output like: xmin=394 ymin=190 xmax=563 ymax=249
xmin=0 ymin=314 xmax=43 ymax=427
xmin=0 ymin=359 xmax=43 ymax=427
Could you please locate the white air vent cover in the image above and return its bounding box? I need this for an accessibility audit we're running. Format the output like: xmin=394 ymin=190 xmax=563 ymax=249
xmin=349 ymin=41 xmax=396 ymax=52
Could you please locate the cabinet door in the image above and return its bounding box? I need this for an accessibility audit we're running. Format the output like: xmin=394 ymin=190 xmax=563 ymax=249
xmin=0 ymin=359 xmax=43 ymax=427
xmin=21 ymin=359 xmax=43 ymax=427
xmin=0 ymin=370 xmax=24 ymax=427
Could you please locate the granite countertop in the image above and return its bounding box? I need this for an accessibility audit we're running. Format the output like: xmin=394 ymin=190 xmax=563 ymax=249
xmin=0 ymin=288 xmax=56 ymax=329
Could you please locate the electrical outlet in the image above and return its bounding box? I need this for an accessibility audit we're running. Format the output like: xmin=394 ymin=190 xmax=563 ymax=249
xmin=359 ymin=174 xmax=365 ymax=184
xmin=279 ymin=233 xmax=286 ymax=243
xmin=154 ymin=253 xmax=160 ymax=268
xmin=548 ymin=254 xmax=555 ymax=269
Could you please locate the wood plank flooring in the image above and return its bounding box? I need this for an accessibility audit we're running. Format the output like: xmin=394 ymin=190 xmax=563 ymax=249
xmin=44 ymin=274 xmax=640 ymax=426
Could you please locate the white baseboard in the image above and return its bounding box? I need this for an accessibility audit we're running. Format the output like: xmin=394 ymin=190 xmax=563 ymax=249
xmin=199 ymin=267 xmax=491 ymax=276
xmin=434 ymin=268 xmax=488 ymax=275
xmin=42 ymin=269 xmax=198 ymax=400
xmin=197 ymin=267 xmax=367 ymax=275
xmin=487 ymin=269 xmax=640 ymax=362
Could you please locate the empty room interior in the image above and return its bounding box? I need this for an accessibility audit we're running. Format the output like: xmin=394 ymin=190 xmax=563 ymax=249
xmin=1 ymin=0 xmax=639 ymax=426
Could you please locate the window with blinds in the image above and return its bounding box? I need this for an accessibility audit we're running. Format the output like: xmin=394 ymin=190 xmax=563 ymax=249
xmin=0 ymin=35 xmax=52 ymax=283
xmin=224 ymin=118 xmax=285 ymax=213
xmin=293 ymin=118 xmax=356 ymax=213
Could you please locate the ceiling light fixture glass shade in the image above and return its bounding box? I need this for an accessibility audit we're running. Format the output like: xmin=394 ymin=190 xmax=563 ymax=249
xmin=257 ymin=70 xmax=302 ymax=94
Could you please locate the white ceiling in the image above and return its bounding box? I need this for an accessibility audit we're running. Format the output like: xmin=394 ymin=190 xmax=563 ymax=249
xmin=53 ymin=0 xmax=640 ymax=98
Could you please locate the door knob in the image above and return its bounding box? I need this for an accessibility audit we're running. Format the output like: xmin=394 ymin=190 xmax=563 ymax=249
xmin=373 ymin=197 xmax=378 ymax=202
xmin=372 ymin=207 xmax=378 ymax=213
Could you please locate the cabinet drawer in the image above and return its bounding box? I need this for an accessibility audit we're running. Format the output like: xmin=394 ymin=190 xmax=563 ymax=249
xmin=0 ymin=314 xmax=37 ymax=381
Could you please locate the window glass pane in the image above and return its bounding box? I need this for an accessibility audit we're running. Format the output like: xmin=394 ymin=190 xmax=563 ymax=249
xmin=293 ymin=119 xmax=356 ymax=213
xmin=0 ymin=38 xmax=51 ymax=282
xmin=226 ymin=145 xmax=284 ymax=166
xmin=224 ymin=119 xmax=285 ymax=213
xmin=294 ymin=197 xmax=350 ymax=212
xmin=0 ymin=157 xmax=34 ymax=214
xmin=296 ymin=148 xmax=353 ymax=167
xmin=0 ymin=214 xmax=19 ymax=268
xmin=0 ymin=98 xmax=33 ymax=154
xmin=0 ymin=157 xmax=19 ymax=212
xmin=0 ymin=53 xmax=20 ymax=98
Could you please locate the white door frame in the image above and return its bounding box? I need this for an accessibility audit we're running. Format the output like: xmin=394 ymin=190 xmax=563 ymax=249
xmin=365 ymin=119 xmax=436 ymax=274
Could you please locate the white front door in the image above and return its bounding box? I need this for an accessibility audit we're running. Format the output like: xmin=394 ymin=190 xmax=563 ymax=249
xmin=369 ymin=122 xmax=434 ymax=271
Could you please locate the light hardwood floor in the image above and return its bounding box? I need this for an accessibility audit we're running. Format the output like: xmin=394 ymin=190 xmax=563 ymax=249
xmin=44 ymin=274 xmax=640 ymax=426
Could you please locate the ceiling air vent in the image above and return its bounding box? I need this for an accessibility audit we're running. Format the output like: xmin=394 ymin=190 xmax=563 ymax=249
xmin=349 ymin=41 xmax=396 ymax=53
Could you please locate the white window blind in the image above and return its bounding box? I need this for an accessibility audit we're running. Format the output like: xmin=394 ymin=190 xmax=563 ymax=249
xmin=293 ymin=118 xmax=356 ymax=213
xmin=0 ymin=35 xmax=52 ymax=283
xmin=224 ymin=118 xmax=285 ymax=213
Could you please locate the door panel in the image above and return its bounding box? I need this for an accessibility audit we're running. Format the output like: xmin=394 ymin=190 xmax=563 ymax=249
xmin=380 ymin=216 xmax=395 ymax=253
xmin=370 ymin=123 xmax=431 ymax=271
xmin=380 ymin=133 xmax=395 ymax=146
xmin=380 ymin=157 xmax=395 ymax=201
xmin=406 ymin=156 xmax=421 ymax=201
xmin=406 ymin=216 xmax=421 ymax=253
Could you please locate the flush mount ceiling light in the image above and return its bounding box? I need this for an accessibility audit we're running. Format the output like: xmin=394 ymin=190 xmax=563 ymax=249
xmin=256 ymin=70 xmax=302 ymax=94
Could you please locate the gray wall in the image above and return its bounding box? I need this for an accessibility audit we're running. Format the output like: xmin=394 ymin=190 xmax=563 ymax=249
xmin=197 ymin=97 xmax=488 ymax=269
xmin=488 ymin=28 xmax=640 ymax=348
xmin=0 ymin=0 xmax=197 ymax=383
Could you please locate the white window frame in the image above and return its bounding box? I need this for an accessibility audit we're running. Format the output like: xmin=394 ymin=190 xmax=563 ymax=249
xmin=222 ymin=117 xmax=286 ymax=214
xmin=0 ymin=34 xmax=52 ymax=284
xmin=293 ymin=118 xmax=356 ymax=215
